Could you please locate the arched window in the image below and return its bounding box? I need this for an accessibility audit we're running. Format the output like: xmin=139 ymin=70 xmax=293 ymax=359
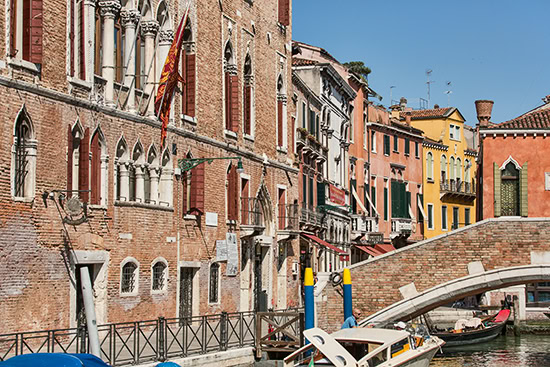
xmin=226 ymin=163 xmax=239 ymax=221
xmin=440 ymin=155 xmax=447 ymax=182
xmin=90 ymin=128 xmax=108 ymax=206
xmin=159 ymin=148 xmax=173 ymax=206
xmin=243 ymin=53 xmax=253 ymax=136
xmin=115 ymin=137 xmax=129 ymax=201
xmin=456 ymin=158 xmax=462 ymax=182
xmin=277 ymin=74 xmax=287 ymax=148
xmin=120 ymin=258 xmax=139 ymax=295
xmin=501 ymin=162 xmax=520 ymax=216
xmin=151 ymin=259 xmax=167 ymax=292
xmin=68 ymin=121 xmax=90 ymax=202
xmin=209 ymin=263 xmax=220 ymax=303
xmin=12 ymin=108 xmax=37 ymax=199
xmin=426 ymin=152 xmax=433 ymax=181
xmin=182 ymin=152 xmax=205 ymax=215
xmin=224 ymin=41 xmax=238 ymax=132
xmin=131 ymin=141 xmax=145 ymax=202
xmin=449 ymin=156 xmax=455 ymax=181
xmin=181 ymin=19 xmax=196 ymax=118
xmin=465 ymin=159 xmax=471 ymax=182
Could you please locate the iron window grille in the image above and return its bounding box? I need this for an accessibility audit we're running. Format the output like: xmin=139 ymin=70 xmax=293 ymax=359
xmin=152 ymin=262 xmax=166 ymax=291
xmin=121 ymin=262 xmax=137 ymax=293
xmin=209 ymin=263 xmax=219 ymax=303
xmin=14 ymin=122 xmax=29 ymax=197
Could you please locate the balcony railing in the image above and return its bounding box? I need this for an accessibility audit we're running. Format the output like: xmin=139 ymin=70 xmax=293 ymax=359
xmin=440 ymin=179 xmax=476 ymax=196
xmin=300 ymin=204 xmax=322 ymax=227
xmin=350 ymin=214 xmax=378 ymax=235
xmin=278 ymin=203 xmax=299 ymax=231
xmin=241 ymin=197 xmax=264 ymax=227
xmin=391 ymin=218 xmax=412 ymax=233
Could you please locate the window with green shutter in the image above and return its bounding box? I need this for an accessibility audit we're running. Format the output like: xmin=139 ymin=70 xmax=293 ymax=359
xmin=393 ymin=135 xmax=399 ymax=152
xmin=302 ymin=173 xmax=307 ymax=205
xmin=406 ymin=191 xmax=411 ymax=219
xmin=308 ymin=176 xmax=314 ymax=208
xmin=391 ymin=181 xmax=407 ymax=218
xmin=309 ymin=109 xmax=316 ymax=136
xmin=384 ymin=187 xmax=388 ymax=221
xmin=365 ymin=184 xmax=370 ymax=216
xmin=417 ymin=193 xmax=423 ymax=221
xmin=317 ymin=182 xmax=326 ymax=206
xmin=405 ymin=138 xmax=410 ymax=155
xmin=350 ymin=179 xmax=357 ymax=213
xmin=371 ymin=185 xmax=376 ymax=209
xmin=520 ymin=162 xmax=528 ymax=216
xmin=383 ymin=135 xmax=390 ymax=156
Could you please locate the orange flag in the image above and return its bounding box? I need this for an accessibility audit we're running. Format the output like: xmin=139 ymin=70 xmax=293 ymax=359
xmin=155 ymin=3 xmax=190 ymax=147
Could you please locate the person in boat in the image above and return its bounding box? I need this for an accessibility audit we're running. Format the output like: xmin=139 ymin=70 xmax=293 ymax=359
xmin=341 ymin=308 xmax=362 ymax=329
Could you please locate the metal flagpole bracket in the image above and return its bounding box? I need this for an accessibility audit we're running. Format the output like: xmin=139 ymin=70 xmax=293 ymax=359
xmin=178 ymin=156 xmax=244 ymax=173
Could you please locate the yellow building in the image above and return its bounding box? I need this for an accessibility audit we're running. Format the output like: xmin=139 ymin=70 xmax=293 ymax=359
xmin=407 ymin=107 xmax=477 ymax=238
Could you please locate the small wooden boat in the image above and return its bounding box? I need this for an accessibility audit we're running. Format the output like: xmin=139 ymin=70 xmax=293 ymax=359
xmin=431 ymin=308 xmax=510 ymax=348
xmin=0 ymin=353 xmax=112 ymax=367
xmin=283 ymin=327 xmax=445 ymax=367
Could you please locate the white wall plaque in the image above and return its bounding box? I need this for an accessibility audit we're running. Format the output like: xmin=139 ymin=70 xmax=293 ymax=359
xmin=226 ymin=233 xmax=238 ymax=276
xmin=205 ymin=212 xmax=218 ymax=227
xmin=545 ymin=172 xmax=550 ymax=191
xmin=216 ymin=240 xmax=227 ymax=262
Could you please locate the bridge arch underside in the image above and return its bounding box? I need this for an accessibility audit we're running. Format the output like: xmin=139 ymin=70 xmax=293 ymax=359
xmin=359 ymin=265 xmax=550 ymax=326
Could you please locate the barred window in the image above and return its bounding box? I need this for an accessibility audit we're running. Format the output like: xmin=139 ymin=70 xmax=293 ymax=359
xmin=152 ymin=262 xmax=166 ymax=291
xmin=14 ymin=119 xmax=30 ymax=197
xmin=121 ymin=262 xmax=137 ymax=293
xmin=209 ymin=263 xmax=219 ymax=303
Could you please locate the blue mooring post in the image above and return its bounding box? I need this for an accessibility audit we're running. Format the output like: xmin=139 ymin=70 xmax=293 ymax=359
xmin=304 ymin=267 xmax=315 ymax=343
xmin=343 ymin=268 xmax=352 ymax=321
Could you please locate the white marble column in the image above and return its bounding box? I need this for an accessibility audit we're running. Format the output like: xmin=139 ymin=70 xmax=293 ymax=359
xmin=100 ymin=155 xmax=109 ymax=206
xmin=159 ymin=167 xmax=173 ymax=206
xmin=99 ymin=0 xmax=121 ymax=106
xmin=148 ymin=165 xmax=160 ymax=204
xmin=120 ymin=9 xmax=140 ymax=112
xmin=140 ymin=21 xmax=159 ymax=117
xmin=118 ymin=161 xmax=130 ymax=201
xmin=84 ymin=0 xmax=96 ymax=83
xmin=135 ymin=165 xmax=145 ymax=202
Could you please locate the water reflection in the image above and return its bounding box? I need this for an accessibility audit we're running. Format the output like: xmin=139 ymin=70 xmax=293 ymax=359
xmin=431 ymin=334 xmax=550 ymax=366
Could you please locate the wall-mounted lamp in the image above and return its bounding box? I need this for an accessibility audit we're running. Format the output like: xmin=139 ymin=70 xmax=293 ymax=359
xmin=178 ymin=156 xmax=244 ymax=174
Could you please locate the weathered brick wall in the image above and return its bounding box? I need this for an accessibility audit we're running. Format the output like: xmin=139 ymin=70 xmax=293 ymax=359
xmin=0 ymin=0 xmax=298 ymax=334
xmin=318 ymin=218 xmax=550 ymax=332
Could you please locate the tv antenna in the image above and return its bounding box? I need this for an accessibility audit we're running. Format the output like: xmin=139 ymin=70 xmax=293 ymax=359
xmin=426 ymin=69 xmax=435 ymax=107
xmin=389 ymin=86 xmax=396 ymax=106
xmin=444 ymin=81 xmax=453 ymax=107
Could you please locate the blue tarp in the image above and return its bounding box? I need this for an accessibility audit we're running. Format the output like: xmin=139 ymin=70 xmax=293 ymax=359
xmin=0 ymin=354 xmax=111 ymax=367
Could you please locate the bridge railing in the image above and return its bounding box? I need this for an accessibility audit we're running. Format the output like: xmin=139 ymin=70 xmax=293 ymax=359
xmin=0 ymin=311 xmax=256 ymax=366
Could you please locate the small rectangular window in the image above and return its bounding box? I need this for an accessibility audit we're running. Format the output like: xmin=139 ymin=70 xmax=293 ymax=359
xmin=383 ymin=135 xmax=390 ymax=156
xmin=209 ymin=263 xmax=219 ymax=303
xmin=450 ymin=125 xmax=455 ymax=140
xmin=384 ymin=187 xmax=388 ymax=221
xmin=371 ymin=131 xmax=376 ymax=153
xmin=404 ymin=138 xmax=410 ymax=155
xmin=393 ymin=135 xmax=399 ymax=152
xmin=452 ymin=207 xmax=459 ymax=229
xmin=415 ymin=141 xmax=419 ymax=158
xmin=455 ymin=126 xmax=460 ymax=140
xmin=427 ymin=204 xmax=434 ymax=229
xmin=465 ymin=208 xmax=471 ymax=226
xmin=442 ymin=205 xmax=448 ymax=230
xmin=301 ymin=102 xmax=306 ymax=129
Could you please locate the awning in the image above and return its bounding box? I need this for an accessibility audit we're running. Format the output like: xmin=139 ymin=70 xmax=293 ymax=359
xmin=408 ymin=205 xmax=416 ymax=221
xmin=362 ymin=186 xmax=380 ymax=217
xmin=355 ymin=245 xmax=383 ymax=257
xmin=374 ymin=244 xmax=396 ymax=254
xmin=417 ymin=196 xmax=426 ymax=220
xmin=351 ymin=185 xmax=369 ymax=214
xmin=302 ymin=233 xmax=346 ymax=255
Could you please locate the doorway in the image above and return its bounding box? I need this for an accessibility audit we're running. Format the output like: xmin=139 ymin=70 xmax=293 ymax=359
xmin=75 ymin=264 xmax=97 ymax=324
xmin=179 ymin=267 xmax=194 ymax=320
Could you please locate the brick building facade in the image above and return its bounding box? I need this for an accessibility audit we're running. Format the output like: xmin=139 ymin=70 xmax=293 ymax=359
xmin=0 ymin=0 xmax=299 ymax=334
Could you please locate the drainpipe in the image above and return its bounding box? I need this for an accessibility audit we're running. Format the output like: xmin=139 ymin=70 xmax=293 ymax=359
xmin=80 ymin=267 xmax=100 ymax=357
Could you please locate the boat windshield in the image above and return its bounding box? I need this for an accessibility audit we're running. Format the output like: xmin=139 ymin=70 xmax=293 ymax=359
xmin=340 ymin=341 xmax=383 ymax=360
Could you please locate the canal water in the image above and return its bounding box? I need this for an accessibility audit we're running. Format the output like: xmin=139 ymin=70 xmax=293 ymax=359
xmin=430 ymin=334 xmax=550 ymax=366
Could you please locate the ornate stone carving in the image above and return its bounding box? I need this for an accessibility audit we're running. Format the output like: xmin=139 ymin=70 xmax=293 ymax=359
xmin=120 ymin=9 xmax=141 ymax=28
xmin=224 ymin=63 xmax=237 ymax=75
xmin=244 ymin=74 xmax=254 ymax=86
xmin=183 ymin=41 xmax=196 ymax=53
xmin=159 ymin=30 xmax=174 ymax=44
xmin=140 ymin=20 xmax=160 ymax=38
xmin=98 ymin=0 xmax=121 ymax=17
xmin=277 ymin=93 xmax=287 ymax=103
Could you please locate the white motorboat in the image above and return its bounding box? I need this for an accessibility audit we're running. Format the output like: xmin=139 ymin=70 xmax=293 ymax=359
xmin=283 ymin=327 xmax=445 ymax=367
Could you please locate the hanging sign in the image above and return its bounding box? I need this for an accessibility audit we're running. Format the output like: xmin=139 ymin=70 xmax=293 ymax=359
xmin=226 ymin=233 xmax=238 ymax=276
xmin=329 ymin=184 xmax=346 ymax=206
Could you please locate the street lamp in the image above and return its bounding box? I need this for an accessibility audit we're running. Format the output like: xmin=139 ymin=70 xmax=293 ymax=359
xmin=178 ymin=156 xmax=244 ymax=173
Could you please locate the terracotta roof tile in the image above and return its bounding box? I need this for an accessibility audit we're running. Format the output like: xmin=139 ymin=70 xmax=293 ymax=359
xmin=292 ymin=58 xmax=317 ymax=67
xmin=408 ymin=107 xmax=454 ymax=120
xmin=489 ymin=108 xmax=550 ymax=129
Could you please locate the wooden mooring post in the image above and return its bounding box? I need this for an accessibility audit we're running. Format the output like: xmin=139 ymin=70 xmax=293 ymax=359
xmin=513 ymin=295 xmax=521 ymax=336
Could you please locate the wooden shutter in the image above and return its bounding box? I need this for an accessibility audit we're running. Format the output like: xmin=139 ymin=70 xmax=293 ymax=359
xmin=317 ymin=182 xmax=325 ymax=206
xmin=520 ymin=162 xmax=528 ymax=217
xmin=278 ymin=189 xmax=286 ymax=229
xmin=241 ymin=178 xmax=249 ymax=225
xmin=78 ymin=0 xmax=85 ymax=77
xmin=90 ymin=133 xmax=101 ymax=205
xmin=302 ymin=174 xmax=307 ymax=204
xmin=69 ymin=0 xmax=75 ymax=76
xmin=278 ymin=0 xmax=289 ymax=26
xmin=79 ymin=128 xmax=90 ymax=202
xmin=493 ymin=162 xmax=501 ymax=217
xmin=227 ymin=165 xmax=238 ymax=221
xmin=67 ymin=125 xmax=73 ymax=193
xmin=30 ymin=0 xmax=43 ymax=64
xmin=308 ymin=176 xmax=314 ymax=207
xmin=350 ymin=179 xmax=357 ymax=213
xmin=244 ymin=85 xmax=251 ymax=135
xmin=186 ymin=53 xmax=196 ymax=117
xmin=383 ymin=187 xmax=388 ymax=221
xmin=406 ymin=191 xmax=411 ymax=219
xmin=277 ymin=100 xmax=283 ymax=146
xmin=23 ymin=0 xmax=31 ymax=61
xmin=190 ymin=162 xmax=205 ymax=214
xmin=225 ymin=72 xmax=231 ymax=130
xmin=371 ymin=185 xmax=376 ymax=209
xmin=9 ymin=0 xmax=17 ymax=57
xmin=230 ymin=74 xmax=239 ymax=132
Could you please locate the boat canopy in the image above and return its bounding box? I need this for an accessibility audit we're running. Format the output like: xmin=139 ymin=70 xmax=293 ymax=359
xmin=0 ymin=353 xmax=112 ymax=367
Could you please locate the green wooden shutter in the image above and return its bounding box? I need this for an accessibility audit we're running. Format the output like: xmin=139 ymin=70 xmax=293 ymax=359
xmin=494 ymin=162 xmax=501 ymax=217
xmin=371 ymin=185 xmax=376 ymax=209
xmin=384 ymin=187 xmax=388 ymax=221
xmin=317 ymin=182 xmax=325 ymax=206
xmin=391 ymin=181 xmax=398 ymax=218
xmin=365 ymin=184 xmax=370 ymax=216
xmin=405 ymin=138 xmax=410 ymax=155
xmin=418 ymin=193 xmax=424 ymax=220
xmin=406 ymin=191 xmax=411 ymax=219
xmin=302 ymin=174 xmax=307 ymax=204
xmin=308 ymin=176 xmax=314 ymax=207
xmin=520 ymin=162 xmax=528 ymax=217
xmin=350 ymin=179 xmax=357 ymax=213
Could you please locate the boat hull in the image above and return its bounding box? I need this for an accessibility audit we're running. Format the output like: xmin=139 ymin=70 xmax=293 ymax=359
xmin=433 ymin=321 xmax=506 ymax=348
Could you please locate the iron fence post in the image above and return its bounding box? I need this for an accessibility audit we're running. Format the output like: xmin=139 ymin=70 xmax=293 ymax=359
xmin=220 ymin=312 xmax=228 ymax=351
xmin=201 ymin=316 xmax=206 ymax=354
xmin=78 ymin=321 xmax=87 ymax=354
xmin=158 ymin=317 xmax=166 ymax=362
xmin=239 ymin=312 xmax=244 ymax=347
xmin=299 ymin=311 xmax=305 ymax=347
xmin=134 ymin=322 xmax=138 ymax=365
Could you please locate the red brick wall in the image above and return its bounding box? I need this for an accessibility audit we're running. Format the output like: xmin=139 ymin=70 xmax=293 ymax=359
xmin=318 ymin=219 xmax=550 ymax=332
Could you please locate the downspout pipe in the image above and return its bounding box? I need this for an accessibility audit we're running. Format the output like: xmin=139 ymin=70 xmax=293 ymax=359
xmin=80 ymin=267 xmax=101 ymax=357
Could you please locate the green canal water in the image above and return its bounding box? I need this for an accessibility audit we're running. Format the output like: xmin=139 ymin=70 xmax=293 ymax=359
xmin=430 ymin=334 xmax=550 ymax=366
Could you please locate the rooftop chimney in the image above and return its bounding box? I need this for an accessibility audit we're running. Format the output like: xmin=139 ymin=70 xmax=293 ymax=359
xmin=434 ymin=104 xmax=439 ymax=109
xmin=404 ymin=111 xmax=411 ymax=126
xmin=475 ymin=100 xmax=494 ymax=127
xmin=399 ymin=97 xmax=407 ymax=109
xmin=543 ymin=95 xmax=550 ymax=104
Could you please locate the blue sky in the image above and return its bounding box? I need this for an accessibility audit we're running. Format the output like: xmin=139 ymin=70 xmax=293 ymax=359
xmin=292 ymin=0 xmax=550 ymax=126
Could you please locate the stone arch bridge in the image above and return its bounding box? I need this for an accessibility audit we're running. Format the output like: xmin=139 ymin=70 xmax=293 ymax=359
xmin=316 ymin=218 xmax=550 ymax=332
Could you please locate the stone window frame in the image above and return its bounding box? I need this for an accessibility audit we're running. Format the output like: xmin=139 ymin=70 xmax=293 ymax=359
xmin=151 ymin=257 xmax=169 ymax=294
xmin=11 ymin=105 xmax=37 ymax=202
xmin=120 ymin=257 xmax=140 ymax=297
xmin=89 ymin=126 xmax=109 ymax=207
xmin=426 ymin=152 xmax=434 ymax=182
xmin=441 ymin=205 xmax=448 ymax=231
xmin=208 ymin=262 xmax=220 ymax=304
xmin=427 ymin=203 xmax=434 ymax=230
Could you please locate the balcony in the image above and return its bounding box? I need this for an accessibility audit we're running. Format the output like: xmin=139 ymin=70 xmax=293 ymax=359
xmin=296 ymin=128 xmax=324 ymax=159
xmin=440 ymin=179 xmax=476 ymax=200
xmin=391 ymin=218 xmax=412 ymax=238
xmin=240 ymin=197 xmax=265 ymax=238
xmin=277 ymin=203 xmax=299 ymax=241
xmin=300 ymin=204 xmax=323 ymax=229
xmin=350 ymin=214 xmax=378 ymax=240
